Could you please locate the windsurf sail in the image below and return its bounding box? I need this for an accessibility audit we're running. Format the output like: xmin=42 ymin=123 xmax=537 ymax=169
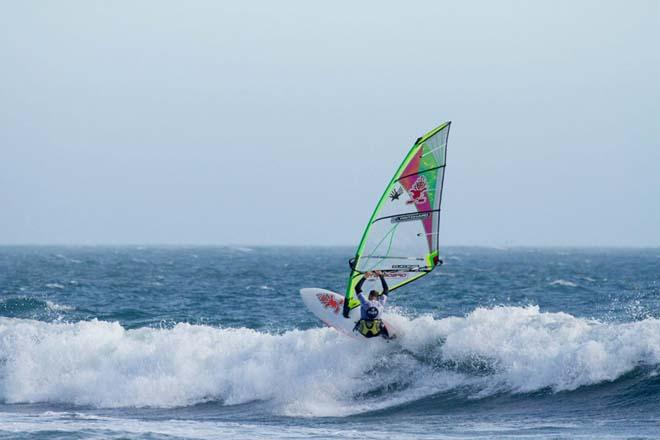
xmin=343 ymin=121 xmax=451 ymax=317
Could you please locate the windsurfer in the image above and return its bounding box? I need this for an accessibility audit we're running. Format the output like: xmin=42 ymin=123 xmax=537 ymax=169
xmin=353 ymin=271 xmax=393 ymax=339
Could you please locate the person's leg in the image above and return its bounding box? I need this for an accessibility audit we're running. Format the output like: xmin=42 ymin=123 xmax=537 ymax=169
xmin=380 ymin=323 xmax=390 ymax=339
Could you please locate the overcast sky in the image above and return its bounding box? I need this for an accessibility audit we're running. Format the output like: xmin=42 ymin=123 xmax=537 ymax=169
xmin=1 ymin=1 xmax=659 ymax=246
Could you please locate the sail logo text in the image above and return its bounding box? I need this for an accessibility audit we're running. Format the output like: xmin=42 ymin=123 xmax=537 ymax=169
xmin=384 ymin=272 xmax=408 ymax=278
xmin=392 ymin=264 xmax=420 ymax=269
xmin=390 ymin=212 xmax=431 ymax=223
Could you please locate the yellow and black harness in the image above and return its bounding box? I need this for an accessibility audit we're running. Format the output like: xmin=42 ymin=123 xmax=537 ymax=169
xmin=354 ymin=319 xmax=384 ymax=338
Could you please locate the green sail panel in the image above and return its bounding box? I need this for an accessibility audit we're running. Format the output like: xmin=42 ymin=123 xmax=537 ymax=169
xmin=343 ymin=122 xmax=451 ymax=317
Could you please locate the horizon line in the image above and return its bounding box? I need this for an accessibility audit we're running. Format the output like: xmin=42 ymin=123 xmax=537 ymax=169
xmin=1 ymin=243 xmax=659 ymax=249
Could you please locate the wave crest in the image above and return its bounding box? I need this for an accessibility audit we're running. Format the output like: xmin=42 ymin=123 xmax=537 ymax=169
xmin=1 ymin=306 xmax=660 ymax=416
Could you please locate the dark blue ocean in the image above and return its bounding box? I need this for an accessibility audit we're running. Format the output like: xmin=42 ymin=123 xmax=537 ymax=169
xmin=1 ymin=246 xmax=660 ymax=439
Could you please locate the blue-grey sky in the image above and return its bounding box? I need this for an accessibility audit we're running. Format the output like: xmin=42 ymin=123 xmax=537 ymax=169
xmin=1 ymin=1 xmax=659 ymax=246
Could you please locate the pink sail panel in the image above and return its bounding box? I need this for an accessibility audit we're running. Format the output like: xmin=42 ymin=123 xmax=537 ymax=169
xmin=398 ymin=149 xmax=434 ymax=250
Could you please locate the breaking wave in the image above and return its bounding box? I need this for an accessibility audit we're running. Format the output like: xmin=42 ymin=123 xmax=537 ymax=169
xmin=1 ymin=306 xmax=660 ymax=416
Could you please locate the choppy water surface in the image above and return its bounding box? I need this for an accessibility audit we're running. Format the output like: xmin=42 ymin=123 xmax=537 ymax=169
xmin=1 ymin=246 xmax=659 ymax=439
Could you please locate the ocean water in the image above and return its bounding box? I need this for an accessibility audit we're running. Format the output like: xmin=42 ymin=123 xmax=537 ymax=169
xmin=1 ymin=246 xmax=659 ymax=439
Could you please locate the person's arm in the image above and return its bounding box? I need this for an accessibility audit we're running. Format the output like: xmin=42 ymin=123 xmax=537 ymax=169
xmin=354 ymin=272 xmax=370 ymax=305
xmin=376 ymin=271 xmax=389 ymax=296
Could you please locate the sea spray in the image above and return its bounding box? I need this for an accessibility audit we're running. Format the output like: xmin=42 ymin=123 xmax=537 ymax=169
xmin=2 ymin=306 xmax=660 ymax=416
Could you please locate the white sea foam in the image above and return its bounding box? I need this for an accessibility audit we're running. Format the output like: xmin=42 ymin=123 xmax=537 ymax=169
xmin=45 ymin=283 xmax=65 ymax=290
xmin=230 ymin=247 xmax=254 ymax=253
xmin=0 ymin=411 xmax=445 ymax=440
xmin=45 ymin=301 xmax=74 ymax=312
xmin=415 ymin=306 xmax=660 ymax=393
xmin=54 ymin=254 xmax=82 ymax=264
xmin=549 ymin=279 xmax=578 ymax=287
xmin=244 ymin=285 xmax=275 ymax=291
xmin=1 ymin=307 xmax=659 ymax=416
